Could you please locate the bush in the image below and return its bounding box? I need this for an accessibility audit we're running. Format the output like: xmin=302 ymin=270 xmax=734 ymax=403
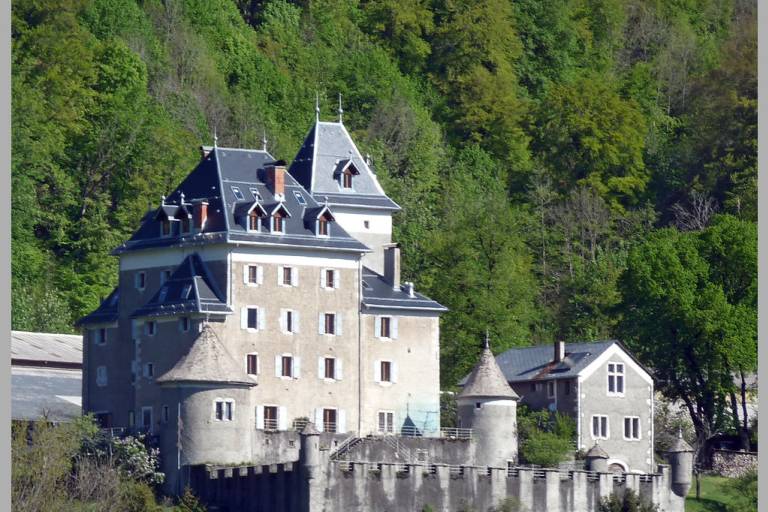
xmin=517 ymin=406 xmax=576 ymax=466
xmin=520 ymin=431 xmax=572 ymax=467
xmin=598 ymin=489 xmax=659 ymax=512
xmin=725 ymin=471 xmax=757 ymax=512
xmin=178 ymin=486 xmax=207 ymax=512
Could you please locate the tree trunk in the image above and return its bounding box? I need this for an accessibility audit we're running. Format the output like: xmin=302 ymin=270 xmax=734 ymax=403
xmin=739 ymin=370 xmax=751 ymax=450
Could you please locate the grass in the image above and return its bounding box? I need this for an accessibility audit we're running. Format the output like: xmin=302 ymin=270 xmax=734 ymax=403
xmin=685 ymin=475 xmax=738 ymax=512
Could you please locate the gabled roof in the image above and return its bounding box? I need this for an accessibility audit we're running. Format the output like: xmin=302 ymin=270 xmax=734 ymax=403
xmin=114 ymin=147 xmax=369 ymax=255
xmin=288 ymin=121 xmax=400 ymax=211
xmin=361 ymin=267 xmax=447 ymax=312
xmin=156 ymin=325 xmax=254 ymax=386
xmin=458 ymin=340 xmax=519 ymax=400
xmin=131 ymin=254 xmax=231 ymax=318
xmin=76 ymin=288 xmax=119 ymax=326
xmin=233 ymin=200 xmax=266 ymax=218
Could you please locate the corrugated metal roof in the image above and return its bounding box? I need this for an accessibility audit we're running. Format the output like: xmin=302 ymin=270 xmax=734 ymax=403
xmin=11 ymin=366 xmax=82 ymax=422
xmin=11 ymin=330 xmax=83 ymax=366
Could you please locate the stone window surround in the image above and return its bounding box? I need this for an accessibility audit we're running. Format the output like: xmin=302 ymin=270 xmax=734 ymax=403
xmin=607 ymin=361 xmax=626 ymax=396
xmin=213 ymin=398 xmax=235 ymax=422
xmin=623 ymin=416 xmax=641 ymax=441
xmin=591 ymin=414 xmax=610 ymax=440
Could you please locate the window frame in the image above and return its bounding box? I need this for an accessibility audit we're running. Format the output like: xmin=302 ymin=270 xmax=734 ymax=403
xmin=146 ymin=320 xmax=157 ymax=336
xmin=281 ymin=355 xmax=294 ymax=378
xmin=214 ymin=398 xmax=235 ymax=422
xmin=263 ymin=405 xmax=279 ymax=431
xmin=380 ymin=361 xmax=392 ymax=383
xmin=246 ymin=353 xmax=259 ymax=376
xmin=135 ymin=271 xmax=146 ymax=291
xmin=323 ymin=408 xmax=338 ymax=433
xmin=547 ymin=380 xmax=556 ymax=399
xmin=247 ymin=307 xmax=259 ymax=331
xmin=591 ymin=414 xmax=610 ymax=440
xmin=94 ymin=328 xmax=107 ymax=346
xmin=623 ymin=416 xmax=641 ymax=441
xmin=96 ymin=365 xmax=108 ymax=387
xmin=377 ymin=410 xmax=395 ymax=434
xmin=324 ymin=313 xmax=336 ymax=335
xmin=324 ymin=357 xmax=336 ymax=380
xmin=179 ymin=317 xmax=190 ymax=332
xmin=607 ymin=362 xmax=626 ymax=397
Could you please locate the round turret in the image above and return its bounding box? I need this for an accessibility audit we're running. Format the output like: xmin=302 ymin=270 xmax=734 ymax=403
xmin=300 ymin=421 xmax=321 ymax=480
xmin=585 ymin=442 xmax=609 ymax=472
xmin=457 ymin=334 xmax=519 ymax=467
xmin=666 ymin=431 xmax=694 ymax=498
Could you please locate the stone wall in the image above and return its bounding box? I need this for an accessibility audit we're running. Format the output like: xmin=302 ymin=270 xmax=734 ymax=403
xmin=711 ymin=450 xmax=757 ymax=478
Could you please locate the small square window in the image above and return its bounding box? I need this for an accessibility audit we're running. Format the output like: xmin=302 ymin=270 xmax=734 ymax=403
xmin=94 ymin=328 xmax=107 ymax=345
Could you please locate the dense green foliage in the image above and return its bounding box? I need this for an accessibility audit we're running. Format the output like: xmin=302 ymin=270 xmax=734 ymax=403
xmin=12 ymin=0 xmax=756 ymax=447
xmin=598 ymin=489 xmax=659 ymax=512
xmin=517 ymin=406 xmax=576 ymax=466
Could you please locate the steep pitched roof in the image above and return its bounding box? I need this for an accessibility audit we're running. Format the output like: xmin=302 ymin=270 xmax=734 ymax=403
xmin=586 ymin=443 xmax=609 ymax=459
xmin=361 ymin=267 xmax=446 ymax=312
xmin=288 ymin=121 xmax=400 ymax=211
xmin=156 ymin=325 xmax=254 ymax=386
xmin=113 ymin=147 xmax=369 ymax=255
xmin=131 ymin=254 xmax=231 ymax=318
xmin=490 ymin=341 xmax=616 ymax=384
xmin=458 ymin=341 xmax=519 ymax=400
xmin=76 ymin=288 xmax=119 ymax=326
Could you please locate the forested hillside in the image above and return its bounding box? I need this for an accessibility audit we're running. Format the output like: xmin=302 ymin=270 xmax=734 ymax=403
xmin=12 ymin=0 xmax=756 ymax=444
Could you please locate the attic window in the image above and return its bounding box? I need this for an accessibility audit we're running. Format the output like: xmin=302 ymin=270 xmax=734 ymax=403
xmin=342 ymin=169 xmax=353 ymax=188
xmin=272 ymin=212 xmax=285 ymax=233
xmin=181 ymin=217 xmax=191 ymax=233
xmin=293 ymin=191 xmax=306 ymax=205
xmin=317 ymin=218 xmax=329 ymax=236
xmin=231 ymin=187 xmax=244 ymax=200
xmin=161 ymin=220 xmax=171 ymax=237
xmin=250 ymin=188 xmax=261 ymax=201
xmin=248 ymin=211 xmax=260 ymax=231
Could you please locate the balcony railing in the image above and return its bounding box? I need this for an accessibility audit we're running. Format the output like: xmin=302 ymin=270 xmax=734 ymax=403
xmin=323 ymin=421 xmax=337 ymax=433
xmin=263 ymin=418 xmax=278 ymax=431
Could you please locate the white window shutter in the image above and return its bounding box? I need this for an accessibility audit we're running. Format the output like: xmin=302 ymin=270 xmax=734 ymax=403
xmin=275 ymin=356 xmax=281 ymax=377
xmin=293 ymin=268 xmax=299 ymax=286
xmin=338 ymin=410 xmax=346 ymax=433
xmin=336 ymin=359 xmax=343 ymax=380
xmin=277 ymin=266 xmax=284 ymax=286
xmin=319 ymin=269 xmax=326 ymax=288
xmin=318 ymin=313 xmax=324 ymax=335
xmin=256 ymin=355 xmax=261 ymax=375
xmin=374 ymin=360 xmax=381 ymax=383
xmin=294 ymin=311 xmax=300 ymax=333
xmin=375 ymin=317 xmax=382 ymax=338
xmin=258 ymin=307 xmax=266 ymax=330
xmin=279 ymin=309 xmax=286 ymax=333
xmin=393 ymin=362 xmax=399 ymax=383
xmin=241 ymin=307 xmax=248 ymax=330
xmin=256 ymin=406 xmax=264 ymax=429
xmin=294 ymin=357 xmax=301 ymax=378
xmin=314 ymin=409 xmax=324 ymax=432
xmin=278 ymin=406 xmax=288 ymax=430
xmin=243 ymin=265 xmax=249 ymax=284
xmin=333 ymin=270 xmax=339 ymax=289
xmin=392 ymin=318 xmax=399 ymax=340
xmin=318 ymin=357 xmax=324 ymax=379
xmin=336 ymin=313 xmax=342 ymax=336
xmin=257 ymin=266 xmax=264 ymax=285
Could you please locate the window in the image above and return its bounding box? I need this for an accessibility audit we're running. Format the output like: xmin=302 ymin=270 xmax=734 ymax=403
xmin=592 ymin=415 xmax=609 ymax=439
xmin=547 ymin=381 xmax=555 ymax=398
xmin=135 ymin=272 xmax=146 ymax=290
xmin=181 ymin=217 xmax=191 ymax=233
xmin=281 ymin=309 xmax=298 ymax=334
xmin=248 ymin=212 xmax=260 ymax=231
xmin=144 ymin=363 xmax=154 ymax=378
xmin=245 ymin=265 xmax=262 ymax=286
xmin=317 ymin=218 xmax=328 ymax=236
xmin=94 ymin=328 xmax=107 ymax=345
xmin=96 ymin=366 xmax=108 ymax=387
xmin=142 ymin=407 xmax=152 ymax=432
xmin=272 ymin=213 xmax=285 ymax=233
xmin=146 ymin=321 xmax=157 ymax=336
xmin=161 ymin=220 xmax=171 ymax=236
xmin=378 ymin=411 xmax=394 ymax=434
xmin=323 ymin=408 xmax=337 ymax=433
xmin=157 ymin=287 xmax=168 ymax=303
xmin=282 ymin=267 xmax=293 ymax=286
xmin=324 ymin=358 xmax=336 ymax=380
xmin=375 ymin=316 xmax=397 ymax=339
xmin=624 ymin=417 xmax=641 ymax=440
xmin=128 ymin=410 xmax=135 ymax=427
xmin=247 ymin=353 xmax=259 ymax=375
xmin=179 ymin=317 xmax=190 ymax=332
xmin=231 ymin=187 xmax=244 ymax=200
xmin=250 ymin=188 xmax=261 ymax=201
xmin=380 ymin=361 xmax=392 ymax=383
xmin=293 ymin=191 xmax=306 ymax=205
xmin=321 ymin=269 xmax=339 ymax=289
xmin=264 ymin=406 xmax=279 ymax=430
xmin=342 ymin=169 xmax=353 ymax=189
xmin=244 ymin=307 xmax=258 ymax=330
xmin=214 ymin=399 xmax=234 ymax=421
xmin=160 ymin=270 xmax=172 ymax=285
xmin=608 ymin=362 xmax=625 ymax=395
xmin=279 ymin=356 xmax=295 ymax=378
xmin=162 ymin=405 xmax=169 ymax=423
xmin=363 ymin=220 xmax=370 ymax=229
xmin=324 ymin=313 xmax=336 ymax=335
xmin=381 ymin=317 xmax=391 ymax=338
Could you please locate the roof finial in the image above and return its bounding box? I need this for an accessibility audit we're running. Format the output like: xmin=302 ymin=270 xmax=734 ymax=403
xmin=161 ymin=194 xmax=166 ymax=206
xmin=315 ymin=91 xmax=320 ymax=122
xmin=323 ymin=195 xmax=329 ymax=206
xmin=180 ymin=191 xmax=185 ymax=204
xmin=484 ymin=329 xmax=490 ymax=350
xmin=262 ymin=129 xmax=268 ymax=151
xmin=213 ymin=127 xmax=218 ymax=148
xmin=338 ymin=92 xmax=343 ymax=123
xmin=678 ymin=427 xmax=683 ymax=439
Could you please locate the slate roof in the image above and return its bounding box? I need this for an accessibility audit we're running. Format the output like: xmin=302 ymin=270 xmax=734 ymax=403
xmin=156 ymin=324 xmax=255 ymax=386
xmin=288 ymin=121 xmax=400 ymax=211
xmin=12 ymin=367 xmax=82 ymax=422
xmin=586 ymin=443 xmax=609 ymax=459
xmin=494 ymin=341 xmax=617 ymax=383
xmin=76 ymin=288 xmax=119 ymax=326
xmin=113 ymin=147 xmax=369 ymax=255
xmin=131 ymin=254 xmax=231 ymax=318
xmin=361 ymin=267 xmax=447 ymax=312
xmin=458 ymin=342 xmax=519 ymax=400
xmin=11 ymin=330 xmax=83 ymax=368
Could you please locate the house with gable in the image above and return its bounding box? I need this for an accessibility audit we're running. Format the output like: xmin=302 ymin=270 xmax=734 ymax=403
xmin=463 ymin=340 xmax=655 ymax=474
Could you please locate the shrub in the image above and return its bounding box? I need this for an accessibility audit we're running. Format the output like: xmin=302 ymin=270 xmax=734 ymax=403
xmin=725 ymin=471 xmax=757 ymax=512
xmin=520 ymin=431 xmax=572 ymax=467
xmin=598 ymin=489 xmax=659 ymax=512
xmin=517 ymin=406 xmax=576 ymax=466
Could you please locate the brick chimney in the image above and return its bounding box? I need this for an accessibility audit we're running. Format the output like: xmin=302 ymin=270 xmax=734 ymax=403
xmin=266 ymin=160 xmax=287 ymax=199
xmin=383 ymin=244 xmax=401 ymax=290
xmin=554 ymin=340 xmax=565 ymax=363
xmin=192 ymin=199 xmax=209 ymax=229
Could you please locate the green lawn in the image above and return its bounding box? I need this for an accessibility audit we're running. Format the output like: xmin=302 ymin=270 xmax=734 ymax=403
xmin=685 ymin=475 xmax=740 ymax=512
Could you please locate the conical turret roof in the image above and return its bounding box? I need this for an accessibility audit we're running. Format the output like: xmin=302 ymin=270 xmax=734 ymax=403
xmin=157 ymin=324 xmax=255 ymax=387
xmin=458 ymin=336 xmax=519 ymax=400
xmin=586 ymin=442 xmax=609 ymax=459
xmin=667 ymin=431 xmax=693 ymax=453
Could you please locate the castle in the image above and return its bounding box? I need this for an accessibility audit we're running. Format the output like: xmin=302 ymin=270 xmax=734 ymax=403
xmin=79 ymin=113 xmax=692 ymax=511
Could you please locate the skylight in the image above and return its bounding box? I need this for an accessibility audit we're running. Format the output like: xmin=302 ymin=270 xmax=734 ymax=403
xmin=250 ymin=188 xmax=261 ymax=201
xmin=231 ymin=187 xmax=244 ymax=200
xmin=293 ymin=191 xmax=306 ymax=205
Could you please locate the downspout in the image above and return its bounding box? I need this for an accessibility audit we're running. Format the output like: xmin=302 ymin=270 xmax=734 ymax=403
xmin=357 ymin=256 xmax=363 ymax=434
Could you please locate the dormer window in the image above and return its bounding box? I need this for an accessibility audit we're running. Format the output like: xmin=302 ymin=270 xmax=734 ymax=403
xmin=273 ymin=213 xmax=285 ymax=233
xmin=343 ymin=169 xmax=353 ymax=188
xmin=315 ymin=208 xmax=335 ymax=237
xmin=161 ymin=220 xmax=171 ymax=236
xmin=248 ymin=211 xmax=260 ymax=231
xmin=181 ymin=217 xmax=191 ymax=233
xmin=318 ymin=218 xmax=328 ymax=236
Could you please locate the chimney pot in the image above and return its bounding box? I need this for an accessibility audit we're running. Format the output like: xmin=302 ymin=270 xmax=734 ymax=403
xmin=383 ymin=244 xmax=401 ymax=290
xmin=405 ymin=281 xmax=415 ymax=298
xmin=554 ymin=340 xmax=566 ymax=362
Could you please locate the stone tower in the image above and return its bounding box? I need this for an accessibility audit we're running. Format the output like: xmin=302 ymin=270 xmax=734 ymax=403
xmin=666 ymin=431 xmax=694 ymax=498
xmin=457 ymin=334 xmax=520 ymax=467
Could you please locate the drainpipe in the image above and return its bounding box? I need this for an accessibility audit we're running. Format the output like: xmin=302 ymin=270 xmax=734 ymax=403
xmin=357 ymin=256 xmax=363 ymax=435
